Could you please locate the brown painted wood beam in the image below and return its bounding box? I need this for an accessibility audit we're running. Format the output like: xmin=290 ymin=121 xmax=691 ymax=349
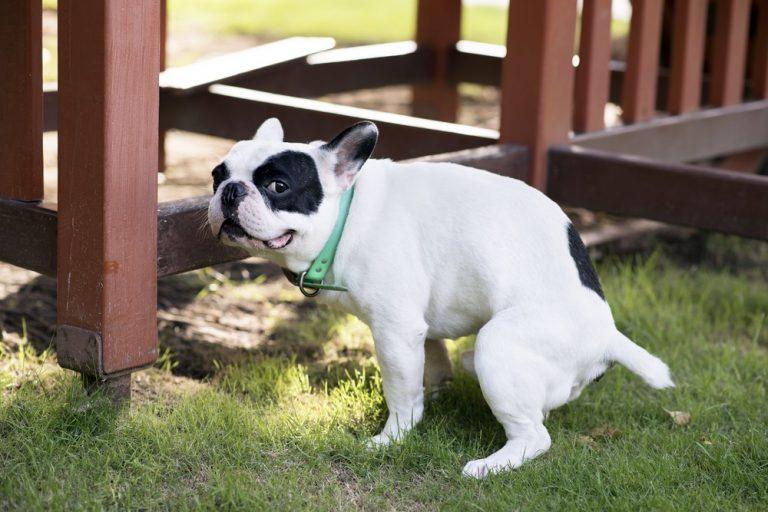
xmin=159 ymin=0 xmax=168 ymax=173
xmin=574 ymin=0 xmax=612 ymax=133
xmin=500 ymin=0 xmax=577 ymax=189
xmin=548 ymin=145 xmax=768 ymax=240
xmin=160 ymin=37 xmax=336 ymax=95
xmin=572 ymin=100 xmax=768 ymax=162
xmin=751 ymin=0 xmax=768 ymax=99
xmin=667 ymin=0 xmax=708 ymax=114
xmin=57 ymin=0 xmax=161 ymax=396
xmin=622 ymin=0 xmax=664 ymax=123
xmin=0 ymin=1 xmax=43 ymax=201
xmin=405 ymin=144 xmax=529 ymax=181
xmin=45 ymin=43 xmax=433 ymax=134
xmin=710 ymin=0 xmax=750 ymax=106
xmin=197 ymin=41 xmax=432 ymax=98
xmin=412 ymin=0 xmax=461 ymax=121
xmin=0 ymin=199 xmax=57 ymax=276
xmin=162 ymin=85 xmax=498 ymax=160
xmin=0 ymin=144 xmax=527 ymax=278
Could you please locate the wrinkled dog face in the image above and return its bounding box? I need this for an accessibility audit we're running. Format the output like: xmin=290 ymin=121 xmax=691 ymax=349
xmin=208 ymin=118 xmax=378 ymax=262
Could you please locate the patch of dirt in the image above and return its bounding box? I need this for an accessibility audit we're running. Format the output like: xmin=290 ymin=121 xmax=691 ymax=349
xmin=0 ymin=258 xmax=340 ymax=379
xmin=130 ymin=368 xmax=208 ymax=406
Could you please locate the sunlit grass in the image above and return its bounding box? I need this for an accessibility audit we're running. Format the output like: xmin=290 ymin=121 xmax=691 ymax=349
xmin=167 ymin=0 xmax=506 ymax=45
xmin=2 ymin=237 xmax=767 ymax=509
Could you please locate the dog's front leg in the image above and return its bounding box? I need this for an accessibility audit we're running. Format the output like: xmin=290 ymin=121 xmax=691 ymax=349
xmin=369 ymin=320 xmax=428 ymax=447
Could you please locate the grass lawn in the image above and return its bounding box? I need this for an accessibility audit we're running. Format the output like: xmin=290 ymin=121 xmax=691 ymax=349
xmin=1 ymin=235 xmax=767 ymax=510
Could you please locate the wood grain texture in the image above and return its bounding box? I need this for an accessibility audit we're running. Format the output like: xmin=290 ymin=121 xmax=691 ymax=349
xmin=710 ymin=0 xmax=751 ymax=106
xmin=412 ymin=0 xmax=461 ymax=121
xmin=622 ymin=0 xmax=664 ymax=123
xmin=752 ymin=0 xmax=768 ymax=98
xmin=574 ymin=0 xmax=612 ymax=132
xmin=549 ymin=145 xmax=768 ymax=240
xmin=668 ymin=0 xmax=708 ymax=114
xmin=500 ymin=0 xmax=578 ymax=189
xmin=58 ymin=0 xmax=160 ymax=376
xmin=0 ymin=1 xmax=43 ymax=201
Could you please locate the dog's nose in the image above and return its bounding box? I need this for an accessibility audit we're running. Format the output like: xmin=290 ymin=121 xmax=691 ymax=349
xmin=221 ymin=181 xmax=248 ymax=218
xmin=221 ymin=181 xmax=247 ymax=205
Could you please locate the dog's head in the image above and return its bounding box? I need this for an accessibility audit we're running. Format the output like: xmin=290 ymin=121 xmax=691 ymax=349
xmin=208 ymin=118 xmax=378 ymax=268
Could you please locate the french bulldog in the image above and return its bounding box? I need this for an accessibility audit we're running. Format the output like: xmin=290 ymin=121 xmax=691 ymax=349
xmin=207 ymin=118 xmax=674 ymax=478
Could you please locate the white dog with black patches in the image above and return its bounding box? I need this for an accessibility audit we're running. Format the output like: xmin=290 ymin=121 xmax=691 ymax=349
xmin=208 ymin=118 xmax=674 ymax=478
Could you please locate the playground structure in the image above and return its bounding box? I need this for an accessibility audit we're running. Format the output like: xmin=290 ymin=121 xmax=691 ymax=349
xmin=1 ymin=0 xmax=766 ymax=399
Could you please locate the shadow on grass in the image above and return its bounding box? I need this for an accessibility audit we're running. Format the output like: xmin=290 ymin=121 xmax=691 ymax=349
xmin=0 ymin=259 xmax=371 ymax=385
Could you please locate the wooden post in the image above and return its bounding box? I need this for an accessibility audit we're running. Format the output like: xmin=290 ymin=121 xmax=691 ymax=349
xmin=0 ymin=1 xmax=43 ymax=201
xmin=57 ymin=0 xmax=160 ymax=400
xmin=622 ymin=0 xmax=664 ymax=123
xmin=412 ymin=0 xmax=461 ymax=122
xmin=573 ymin=0 xmax=613 ymax=133
xmin=751 ymin=0 xmax=768 ymax=99
xmin=710 ymin=0 xmax=750 ymax=106
xmin=668 ymin=0 xmax=708 ymax=114
xmin=159 ymin=0 xmax=168 ymax=172
xmin=500 ymin=0 xmax=577 ymax=189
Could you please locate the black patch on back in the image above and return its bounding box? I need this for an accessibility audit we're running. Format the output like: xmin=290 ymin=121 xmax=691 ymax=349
xmin=252 ymin=151 xmax=324 ymax=214
xmin=212 ymin=162 xmax=230 ymax=193
xmin=567 ymin=222 xmax=605 ymax=300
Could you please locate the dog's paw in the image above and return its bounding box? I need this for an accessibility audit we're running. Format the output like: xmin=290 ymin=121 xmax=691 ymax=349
xmin=366 ymin=433 xmax=394 ymax=450
xmin=462 ymin=458 xmax=493 ymax=479
xmin=462 ymin=457 xmax=515 ymax=479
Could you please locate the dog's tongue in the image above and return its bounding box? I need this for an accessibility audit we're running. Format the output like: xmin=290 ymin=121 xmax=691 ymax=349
xmin=265 ymin=232 xmax=292 ymax=250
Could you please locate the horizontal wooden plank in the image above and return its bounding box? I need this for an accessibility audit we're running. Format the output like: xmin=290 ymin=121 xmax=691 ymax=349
xmin=157 ymin=196 xmax=248 ymax=277
xmin=449 ymin=41 xmax=503 ymax=85
xmin=0 ymin=199 xmax=57 ymax=276
xmin=159 ymin=37 xmax=336 ymax=94
xmin=405 ymin=143 xmax=528 ymax=180
xmin=204 ymin=42 xmax=433 ymax=97
xmin=162 ymin=85 xmax=498 ymax=160
xmin=548 ymin=145 xmax=768 ymax=239
xmin=0 ymin=142 xmax=524 ymax=278
xmin=572 ymin=100 xmax=768 ymax=161
xmin=43 ymin=44 xmax=432 ymax=133
xmin=450 ymin=47 xmax=673 ymax=109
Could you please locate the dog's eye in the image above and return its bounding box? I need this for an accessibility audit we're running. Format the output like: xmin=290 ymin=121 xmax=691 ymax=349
xmin=266 ymin=180 xmax=289 ymax=194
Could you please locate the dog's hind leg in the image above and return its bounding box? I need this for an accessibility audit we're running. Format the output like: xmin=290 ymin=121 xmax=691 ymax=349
xmin=424 ymin=338 xmax=453 ymax=399
xmin=462 ymin=309 xmax=553 ymax=478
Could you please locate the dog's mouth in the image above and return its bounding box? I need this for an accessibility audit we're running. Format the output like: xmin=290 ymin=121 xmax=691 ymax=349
xmin=219 ymin=220 xmax=294 ymax=250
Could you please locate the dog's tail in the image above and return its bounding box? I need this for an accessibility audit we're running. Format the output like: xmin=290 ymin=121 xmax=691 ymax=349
xmin=607 ymin=331 xmax=674 ymax=389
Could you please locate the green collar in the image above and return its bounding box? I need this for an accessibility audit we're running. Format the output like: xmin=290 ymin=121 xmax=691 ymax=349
xmin=283 ymin=186 xmax=354 ymax=297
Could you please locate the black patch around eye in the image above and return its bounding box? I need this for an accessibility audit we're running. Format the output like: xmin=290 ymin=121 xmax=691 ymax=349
xmin=567 ymin=222 xmax=605 ymax=300
xmin=212 ymin=163 xmax=230 ymax=194
xmin=252 ymin=151 xmax=324 ymax=214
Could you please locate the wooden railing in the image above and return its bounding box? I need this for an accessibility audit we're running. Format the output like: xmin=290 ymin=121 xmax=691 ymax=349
xmin=1 ymin=0 xmax=766 ymax=399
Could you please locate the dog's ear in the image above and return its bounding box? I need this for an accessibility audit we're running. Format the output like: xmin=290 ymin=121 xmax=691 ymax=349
xmin=253 ymin=117 xmax=284 ymax=143
xmin=321 ymin=121 xmax=378 ymax=189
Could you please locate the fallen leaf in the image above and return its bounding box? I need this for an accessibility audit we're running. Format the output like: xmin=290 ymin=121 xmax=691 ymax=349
xmin=589 ymin=424 xmax=622 ymax=439
xmin=577 ymin=435 xmax=598 ymax=449
xmin=664 ymin=408 xmax=691 ymax=426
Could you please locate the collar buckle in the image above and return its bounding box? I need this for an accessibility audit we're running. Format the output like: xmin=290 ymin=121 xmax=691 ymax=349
xmin=284 ymin=269 xmax=349 ymax=297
